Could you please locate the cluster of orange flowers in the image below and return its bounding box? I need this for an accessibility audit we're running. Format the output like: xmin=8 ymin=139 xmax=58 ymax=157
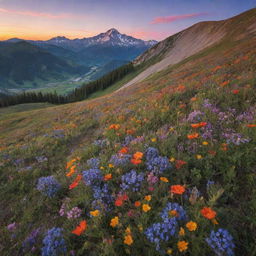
xmin=170 ymin=185 xmax=186 ymax=195
xmin=131 ymin=151 xmax=143 ymax=165
xmin=115 ymin=193 xmax=129 ymax=207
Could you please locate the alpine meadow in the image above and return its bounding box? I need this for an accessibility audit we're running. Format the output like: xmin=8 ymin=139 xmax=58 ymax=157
xmin=0 ymin=2 xmax=256 ymax=256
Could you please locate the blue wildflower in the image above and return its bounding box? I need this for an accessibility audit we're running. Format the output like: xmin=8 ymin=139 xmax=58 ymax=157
xmin=22 ymin=228 xmax=40 ymax=252
xmin=160 ymin=202 xmax=187 ymax=221
xmin=41 ymin=228 xmax=67 ymax=256
xmin=87 ymin=158 xmax=100 ymax=169
xmin=110 ymin=154 xmax=131 ymax=167
xmin=146 ymin=156 xmax=171 ymax=174
xmin=146 ymin=147 xmax=159 ymax=161
xmin=206 ymin=228 xmax=235 ymax=256
xmin=82 ymin=169 xmax=102 ymax=186
xmin=145 ymin=218 xmax=177 ymax=251
xmin=36 ymin=176 xmax=61 ymax=198
xmin=123 ymin=135 xmax=134 ymax=146
xmin=120 ymin=170 xmax=144 ymax=192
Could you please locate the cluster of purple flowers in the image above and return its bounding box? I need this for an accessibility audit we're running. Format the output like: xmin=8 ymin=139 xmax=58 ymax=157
xmin=110 ymin=153 xmax=131 ymax=167
xmin=36 ymin=176 xmax=61 ymax=198
xmin=222 ymin=130 xmax=250 ymax=145
xmin=236 ymin=107 xmax=255 ymax=122
xmin=120 ymin=170 xmax=144 ymax=192
xmin=67 ymin=207 xmax=82 ymax=219
xmin=202 ymin=99 xmax=220 ymax=113
xmin=206 ymin=228 xmax=235 ymax=256
xmin=22 ymin=228 xmax=40 ymax=252
xmin=145 ymin=218 xmax=177 ymax=251
xmin=187 ymin=110 xmax=205 ymax=122
xmin=41 ymin=228 xmax=67 ymax=256
xmin=160 ymin=202 xmax=187 ymax=221
xmin=87 ymin=158 xmax=100 ymax=169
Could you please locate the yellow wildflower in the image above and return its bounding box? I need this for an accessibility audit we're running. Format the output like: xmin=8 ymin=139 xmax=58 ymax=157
xmin=110 ymin=216 xmax=119 ymax=227
xmin=167 ymin=248 xmax=173 ymax=255
xmin=151 ymin=138 xmax=157 ymax=142
xmin=202 ymin=141 xmax=209 ymax=145
xmin=160 ymin=177 xmax=169 ymax=183
xmin=142 ymin=204 xmax=151 ymax=212
xmin=177 ymin=241 xmax=188 ymax=252
xmin=179 ymin=227 xmax=185 ymax=236
xmin=125 ymin=226 xmax=131 ymax=234
xmin=90 ymin=210 xmax=100 ymax=217
xmin=108 ymin=164 xmax=114 ymax=168
xmin=196 ymin=154 xmax=203 ymax=159
xmin=124 ymin=234 xmax=133 ymax=245
xmin=144 ymin=195 xmax=152 ymax=201
xmin=186 ymin=221 xmax=197 ymax=231
xmin=100 ymin=166 xmax=105 ymax=170
xmin=169 ymin=157 xmax=175 ymax=162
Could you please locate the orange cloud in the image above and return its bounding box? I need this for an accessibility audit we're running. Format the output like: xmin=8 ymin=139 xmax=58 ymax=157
xmin=151 ymin=12 xmax=208 ymax=24
xmin=0 ymin=7 xmax=72 ymax=19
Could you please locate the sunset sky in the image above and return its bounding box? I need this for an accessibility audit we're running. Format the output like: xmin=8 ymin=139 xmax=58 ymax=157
xmin=0 ymin=0 xmax=255 ymax=41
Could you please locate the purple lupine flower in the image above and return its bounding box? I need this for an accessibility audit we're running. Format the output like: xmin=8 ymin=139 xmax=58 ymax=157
xmin=22 ymin=228 xmax=40 ymax=251
xmin=66 ymin=207 xmax=82 ymax=219
xmin=7 ymin=222 xmax=17 ymax=232
xmin=147 ymin=172 xmax=159 ymax=185
xmin=82 ymin=169 xmax=102 ymax=186
xmin=187 ymin=110 xmax=205 ymax=122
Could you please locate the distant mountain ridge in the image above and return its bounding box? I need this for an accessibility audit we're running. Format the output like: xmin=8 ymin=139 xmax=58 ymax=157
xmin=5 ymin=28 xmax=157 ymax=51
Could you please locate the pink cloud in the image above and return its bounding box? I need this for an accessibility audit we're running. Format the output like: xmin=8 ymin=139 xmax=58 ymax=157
xmin=151 ymin=12 xmax=208 ymax=24
xmin=130 ymin=30 xmax=172 ymax=41
xmin=0 ymin=7 xmax=72 ymax=19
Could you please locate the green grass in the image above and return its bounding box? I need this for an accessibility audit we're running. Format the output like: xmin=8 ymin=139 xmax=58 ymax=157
xmin=0 ymin=103 xmax=53 ymax=117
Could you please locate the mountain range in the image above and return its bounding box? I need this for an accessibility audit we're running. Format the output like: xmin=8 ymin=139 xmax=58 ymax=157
xmin=1 ymin=29 xmax=157 ymax=91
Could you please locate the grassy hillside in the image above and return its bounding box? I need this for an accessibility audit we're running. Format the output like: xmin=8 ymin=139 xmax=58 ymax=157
xmin=0 ymin=24 xmax=256 ymax=256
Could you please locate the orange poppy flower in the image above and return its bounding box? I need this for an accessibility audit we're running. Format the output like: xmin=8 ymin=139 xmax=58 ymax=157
xmin=104 ymin=173 xmax=112 ymax=181
xmin=134 ymin=201 xmax=141 ymax=207
xmin=187 ymin=133 xmax=199 ymax=139
xmin=119 ymin=147 xmax=129 ymax=154
xmin=246 ymin=124 xmax=256 ymax=128
xmin=131 ymin=158 xmax=142 ymax=165
xmin=69 ymin=174 xmax=82 ymax=190
xmin=72 ymin=220 xmax=87 ymax=236
xmin=66 ymin=159 xmax=76 ymax=169
xmin=66 ymin=165 xmax=76 ymax=177
xmin=133 ymin=152 xmax=143 ymax=160
xmin=191 ymin=122 xmax=207 ymax=128
xmin=170 ymin=185 xmax=185 ymax=195
xmin=201 ymin=207 xmax=216 ymax=219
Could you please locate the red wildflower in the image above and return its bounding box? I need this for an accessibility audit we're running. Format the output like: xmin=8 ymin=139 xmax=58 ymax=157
xmin=175 ymin=160 xmax=187 ymax=169
xmin=72 ymin=220 xmax=87 ymax=236
xmin=119 ymin=147 xmax=129 ymax=154
xmin=187 ymin=133 xmax=199 ymax=139
xmin=170 ymin=185 xmax=185 ymax=195
xmin=232 ymin=89 xmax=239 ymax=94
xmin=69 ymin=174 xmax=82 ymax=190
xmin=201 ymin=207 xmax=216 ymax=220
